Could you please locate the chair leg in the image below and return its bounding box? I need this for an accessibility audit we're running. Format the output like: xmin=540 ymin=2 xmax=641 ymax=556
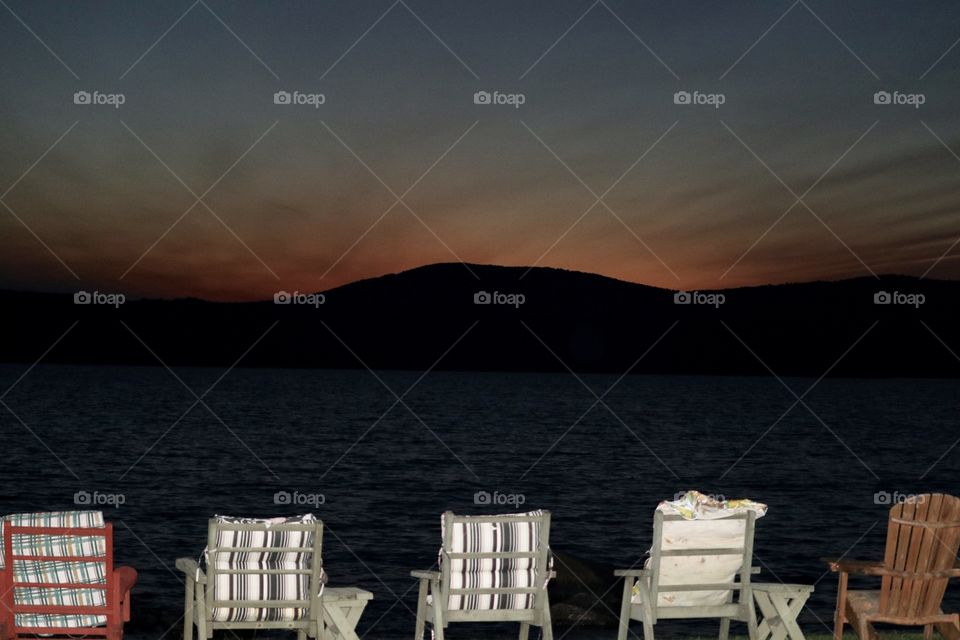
xmin=719 ymin=587 xmax=734 ymax=640
xmin=834 ymin=573 xmax=848 ymax=640
xmin=925 ymin=624 xmax=934 ymax=640
xmin=184 ymin=579 xmax=195 ymax=640
xmin=432 ymin=608 xmax=445 ymax=640
xmin=746 ymin=595 xmax=760 ymax=640
xmin=618 ymin=578 xmax=634 ymax=640
xmin=858 ymin=619 xmax=872 ymax=640
xmin=541 ymin=598 xmax=554 ymax=640
xmin=431 ymin=590 xmax=445 ymax=640
xmin=719 ymin=618 xmax=731 ymax=640
xmin=519 ymin=621 xmax=530 ymax=640
xmin=640 ymin=586 xmax=656 ymax=640
xmin=642 ymin=616 xmax=655 ymax=640
xmin=414 ymin=579 xmax=427 ymax=640
xmin=936 ymin=617 xmax=960 ymax=640
xmin=195 ymin=591 xmax=207 ymax=640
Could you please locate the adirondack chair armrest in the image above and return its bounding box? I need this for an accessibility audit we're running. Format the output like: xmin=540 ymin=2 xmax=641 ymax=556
xmin=175 ymin=557 xmax=207 ymax=583
xmin=824 ymin=557 xmax=960 ymax=579
xmin=822 ymin=558 xmax=886 ymax=575
xmin=614 ymin=568 xmax=651 ymax=577
xmin=115 ymin=566 xmax=138 ymax=594
xmin=411 ymin=570 xmax=440 ymax=580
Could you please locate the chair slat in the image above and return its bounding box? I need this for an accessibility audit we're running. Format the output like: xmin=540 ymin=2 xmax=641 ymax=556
xmin=660 ymin=547 xmax=746 ymax=557
xmin=898 ymin=495 xmax=934 ymax=616
xmin=657 ymin=583 xmax=744 ymax=592
xmin=445 ymin=551 xmax=539 ymax=559
xmin=888 ymin=498 xmax=916 ymax=613
xmin=447 ymin=587 xmax=540 ymax=595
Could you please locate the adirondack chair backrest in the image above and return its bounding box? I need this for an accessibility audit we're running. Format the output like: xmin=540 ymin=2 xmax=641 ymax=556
xmin=439 ymin=510 xmax=551 ymax=611
xmin=879 ymin=493 xmax=960 ymax=619
xmin=647 ymin=510 xmax=756 ymax=608
xmin=204 ymin=516 xmax=324 ymax=623
xmin=0 ymin=511 xmax=111 ymax=631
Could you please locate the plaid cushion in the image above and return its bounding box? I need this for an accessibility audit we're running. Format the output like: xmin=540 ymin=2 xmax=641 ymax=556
xmin=442 ymin=510 xmax=549 ymax=611
xmin=3 ymin=511 xmax=107 ymax=629
xmin=207 ymin=514 xmax=323 ymax=623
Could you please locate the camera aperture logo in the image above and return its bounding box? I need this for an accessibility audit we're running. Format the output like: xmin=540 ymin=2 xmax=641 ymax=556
xmin=74 ymin=490 xmax=125 ymax=507
xmin=674 ymin=90 xmax=725 ymax=109
xmin=274 ymin=490 xmax=325 ymax=506
xmin=874 ymin=290 xmax=924 ymax=308
xmin=73 ymin=90 xmax=126 ymax=109
xmin=274 ymin=290 xmax=325 ymax=307
xmin=74 ymin=290 xmax=125 ymax=308
xmin=474 ymin=290 xmax=525 ymax=308
xmin=873 ymin=90 xmax=925 ymax=109
xmin=473 ymin=90 xmax=525 ymax=109
xmin=674 ymin=290 xmax=725 ymax=308
xmin=474 ymin=490 xmax=525 ymax=506
xmin=274 ymin=90 xmax=326 ymax=108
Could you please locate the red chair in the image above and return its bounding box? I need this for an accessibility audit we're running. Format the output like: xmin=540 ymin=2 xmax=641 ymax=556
xmin=0 ymin=511 xmax=136 ymax=640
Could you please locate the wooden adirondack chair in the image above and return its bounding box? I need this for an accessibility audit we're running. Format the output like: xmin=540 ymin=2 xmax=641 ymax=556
xmin=0 ymin=511 xmax=136 ymax=640
xmin=615 ymin=509 xmax=761 ymax=640
xmin=176 ymin=516 xmax=326 ymax=640
xmin=826 ymin=493 xmax=960 ymax=640
xmin=411 ymin=510 xmax=555 ymax=640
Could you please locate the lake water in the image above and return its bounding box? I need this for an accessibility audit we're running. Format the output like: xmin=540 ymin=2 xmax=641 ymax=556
xmin=1 ymin=364 xmax=958 ymax=639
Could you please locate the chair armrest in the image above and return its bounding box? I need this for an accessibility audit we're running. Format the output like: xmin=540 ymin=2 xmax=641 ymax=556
xmin=823 ymin=558 xmax=887 ymax=575
xmin=411 ymin=570 xmax=440 ymax=580
xmin=114 ymin=566 xmax=138 ymax=594
xmin=821 ymin=558 xmax=960 ymax=579
xmin=614 ymin=568 xmax=651 ymax=577
xmin=176 ymin=557 xmax=206 ymax=582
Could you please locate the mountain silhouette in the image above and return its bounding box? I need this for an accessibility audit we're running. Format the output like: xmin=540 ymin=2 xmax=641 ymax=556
xmin=1 ymin=263 xmax=957 ymax=377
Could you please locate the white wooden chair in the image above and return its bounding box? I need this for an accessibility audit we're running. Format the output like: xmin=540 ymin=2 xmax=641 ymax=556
xmin=616 ymin=496 xmax=764 ymax=640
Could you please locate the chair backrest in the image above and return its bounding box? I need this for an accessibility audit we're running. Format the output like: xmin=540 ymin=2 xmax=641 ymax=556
xmin=879 ymin=493 xmax=960 ymax=619
xmin=648 ymin=509 xmax=756 ymax=609
xmin=205 ymin=515 xmax=324 ymax=623
xmin=0 ymin=511 xmax=112 ymax=633
xmin=439 ymin=510 xmax=551 ymax=611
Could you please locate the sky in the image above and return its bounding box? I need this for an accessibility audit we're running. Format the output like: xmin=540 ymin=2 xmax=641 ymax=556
xmin=1 ymin=1 xmax=959 ymax=300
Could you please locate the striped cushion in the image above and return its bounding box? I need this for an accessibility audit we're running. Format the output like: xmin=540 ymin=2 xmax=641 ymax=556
xmin=208 ymin=514 xmax=322 ymax=623
xmin=442 ymin=510 xmax=548 ymax=611
xmin=3 ymin=511 xmax=107 ymax=629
